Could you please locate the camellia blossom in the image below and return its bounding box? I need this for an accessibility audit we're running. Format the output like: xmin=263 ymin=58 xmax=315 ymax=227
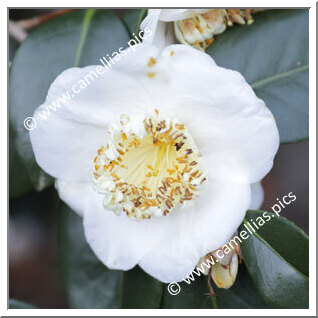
xmin=30 ymin=44 xmax=279 ymax=284
xmin=140 ymin=9 xmax=254 ymax=50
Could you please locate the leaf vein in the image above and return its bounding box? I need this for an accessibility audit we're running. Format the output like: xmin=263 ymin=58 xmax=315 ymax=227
xmin=251 ymin=64 xmax=309 ymax=89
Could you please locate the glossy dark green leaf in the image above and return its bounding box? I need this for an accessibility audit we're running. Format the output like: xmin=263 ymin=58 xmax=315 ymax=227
xmin=58 ymin=202 xmax=163 ymax=309
xmin=122 ymin=9 xmax=147 ymax=37
xmin=162 ymin=275 xmax=214 ymax=309
xmin=9 ymin=36 xmax=32 ymax=198
xmin=9 ymin=36 xmax=19 ymax=61
xmin=9 ymin=9 xmax=130 ymax=191
xmin=162 ymin=261 xmax=266 ymax=309
xmin=212 ymin=263 xmax=268 ymax=309
xmin=9 ymin=299 xmax=37 ymax=309
xmin=239 ymin=210 xmax=309 ymax=308
xmin=207 ymin=9 xmax=309 ymax=143
xmin=9 ymin=122 xmax=32 ymax=198
xmin=121 ymin=266 xmax=163 ymax=309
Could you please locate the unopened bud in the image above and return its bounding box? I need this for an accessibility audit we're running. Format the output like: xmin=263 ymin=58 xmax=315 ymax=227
xmin=211 ymin=253 xmax=239 ymax=289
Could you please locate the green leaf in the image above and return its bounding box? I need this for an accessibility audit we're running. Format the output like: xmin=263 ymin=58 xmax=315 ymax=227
xmin=121 ymin=266 xmax=163 ymax=309
xmin=122 ymin=9 xmax=147 ymax=37
xmin=9 ymin=35 xmax=33 ymax=198
xmin=161 ymin=256 xmax=266 ymax=309
xmin=239 ymin=210 xmax=309 ymax=308
xmin=58 ymin=202 xmax=163 ymax=309
xmin=212 ymin=263 xmax=268 ymax=309
xmin=9 ymin=9 xmax=130 ymax=191
xmin=9 ymin=299 xmax=37 ymax=309
xmin=9 ymin=36 xmax=19 ymax=61
xmin=162 ymin=276 xmax=214 ymax=309
xmin=9 ymin=122 xmax=32 ymax=198
xmin=207 ymin=9 xmax=309 ymax=143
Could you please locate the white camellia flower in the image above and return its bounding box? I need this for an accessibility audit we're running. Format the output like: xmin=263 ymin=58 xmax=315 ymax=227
xmin=141 ymin=9 xmax=254 ymax=50
xmin=30 ymin=44 xmax=279 ymax=283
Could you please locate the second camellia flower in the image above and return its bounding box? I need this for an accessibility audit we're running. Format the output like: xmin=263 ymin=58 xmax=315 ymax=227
xmin=30 ymin=44 xmax=279 ymax=284
xmin=141 ymin=9 xmax=255 ymax=50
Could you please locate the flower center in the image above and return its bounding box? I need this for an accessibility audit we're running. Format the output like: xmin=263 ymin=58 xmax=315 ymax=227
xmin=92 ymin=110 xmax=207 ymax=220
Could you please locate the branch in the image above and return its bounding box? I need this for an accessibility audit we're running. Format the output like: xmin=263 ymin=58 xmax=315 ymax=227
xmin=15 ymin=9 xmax=76 ymax=31
xmin=9 ymin=9 xmax=76 ymax=43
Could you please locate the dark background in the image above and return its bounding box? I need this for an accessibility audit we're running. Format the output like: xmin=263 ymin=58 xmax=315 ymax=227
xmin=9 ymin=9 xmax=309 ymax=309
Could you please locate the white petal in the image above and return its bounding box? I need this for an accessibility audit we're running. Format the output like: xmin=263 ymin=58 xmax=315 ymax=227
xmin=140 ymin=9 xmax=161 ymax=42
xmin=83 ymin=196 xmax=167 ymax=271
xmin=139 ymin=180 xmax=251 ymax=283
xmin=151 ymin=45 xmax=279 ymax=184
xmin=56 ymin=179 xmax=92 ymax=217
xmin=113 ymin=44 xmax=216 ymax=108
xmin=57 ymin=178 xmax=250 ymax=279
xmin=55 ymin=178 xmax=165 ymax=269
xmin=140 ymin=10 xmax=163 ymax=46
xmin=150 ymin=21 xmax=175 ymax=48
xmin=250 ymin=182 xmax=264 ymax=210
xmin=141 ymin=10 xmax=189 ymax=48
xmin=30 ymin=65 xmax=152 ymax=182
xmin=114 ymin=43 xmax=215 ymax=75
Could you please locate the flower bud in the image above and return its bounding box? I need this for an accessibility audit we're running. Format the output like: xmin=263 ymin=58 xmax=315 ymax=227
xmin=211 ymin=253 xmax=239 ymax=289
xmin=197 ymin=240 xmax=242 ymax=291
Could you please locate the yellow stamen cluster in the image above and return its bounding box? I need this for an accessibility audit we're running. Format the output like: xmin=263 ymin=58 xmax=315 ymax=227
xmin=92 ymin=111 xmax=207 ymax=220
